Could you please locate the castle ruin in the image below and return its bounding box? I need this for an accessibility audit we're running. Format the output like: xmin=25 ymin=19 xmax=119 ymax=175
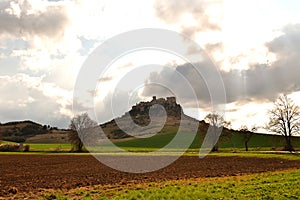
xmin=129 ymin=96 xmax=182 ymax=118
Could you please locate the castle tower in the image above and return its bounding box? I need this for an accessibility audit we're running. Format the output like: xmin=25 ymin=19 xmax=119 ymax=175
xmin=167 ymin=97 xmax=176 ymax=104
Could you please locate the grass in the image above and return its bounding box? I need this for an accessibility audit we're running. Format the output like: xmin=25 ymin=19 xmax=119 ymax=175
xmin=1 ymin=141 xmax=300 ymax=161
xmin=112 ymin=171 xmax=300 ymax=199
xmin=0 ymin=141 xmax=71 ymax=151
xmin=114 ymin=131 xmax=300 ymax=150
xmin=113 ymin=132 xmax=204 ymax=150
xmin=30 ymin=169 xmax=300 ymax=199
xmin=28 ymin=143 xmax=71 ymax=152
xmin=114 ymin=133 xmax=177 ymax=149
xmin=221 ymin=133 xmax=299 ymax=149
xmin=208 ymin=152 xmax=300 ymax=160
xmin=1 ymin=130 xmax=300 ymax=153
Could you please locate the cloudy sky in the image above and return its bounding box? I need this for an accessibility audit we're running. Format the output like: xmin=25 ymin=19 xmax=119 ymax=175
xmin=0 ymin=0 xmax=300 ymax=131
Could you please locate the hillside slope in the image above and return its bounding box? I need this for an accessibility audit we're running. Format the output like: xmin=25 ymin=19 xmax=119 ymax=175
xmin=100 ymin=96 xmax=209 ymax=140
xmin=0 ymin=121 xmax=69 ymax=143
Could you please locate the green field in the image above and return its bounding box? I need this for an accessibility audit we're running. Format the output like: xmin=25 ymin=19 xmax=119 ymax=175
xmin=114 ymin=132 xmax=300 ymax=150
xmin=28 ymin=143 xmax=72 ymax=151
xmin=1 ymin=130 xmax=300 ymax=153
xmin=0 ymin=141 xmax=72 ymax=152
xmin=36 ymin=169 xmax=300 ymax=200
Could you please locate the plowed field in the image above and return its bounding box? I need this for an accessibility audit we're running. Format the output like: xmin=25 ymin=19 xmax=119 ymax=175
xmin=0 ymin=155 xmax=299 ymax=197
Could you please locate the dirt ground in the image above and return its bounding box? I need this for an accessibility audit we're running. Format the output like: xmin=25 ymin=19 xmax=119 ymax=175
xmin=0 ymin=154 xmax=299 ymax=197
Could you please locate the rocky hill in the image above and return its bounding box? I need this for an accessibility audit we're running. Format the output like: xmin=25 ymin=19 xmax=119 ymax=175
xmin=100 ymin=96 xmax=209 ymax=139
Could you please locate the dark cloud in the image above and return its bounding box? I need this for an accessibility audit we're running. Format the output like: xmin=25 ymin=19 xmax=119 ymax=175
xmin=142 ymin=24 xmax=300 ymax=106
xmin=94 ymin=90 xmax=142 ymax=123
xmin=142 ymin=61 xmax=216 ymax=108
xmin=142 ymin=61 xmax=300 ymax=107
xmin=0 ymin=0 xmax=69 ymax=39
xmin=266 ymin=24 xmax=300 ymax=58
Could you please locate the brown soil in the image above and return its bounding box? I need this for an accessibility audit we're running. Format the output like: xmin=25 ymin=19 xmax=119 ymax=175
xmin=0 ymin=155 xmax=299 ymax=197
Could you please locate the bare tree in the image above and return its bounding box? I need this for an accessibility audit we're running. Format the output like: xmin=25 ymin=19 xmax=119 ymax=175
xmin=239 ymin=125 xmax=256 ymax=151
xmin=204 ymin=112 xmax=230 ymax=151
xmin=68 ymin=113 xmax=98 ymax=152
xmin=267 ymin=94 xmax=300 ymax=151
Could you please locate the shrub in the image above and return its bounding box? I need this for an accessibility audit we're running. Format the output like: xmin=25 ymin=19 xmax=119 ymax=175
xmin=0 ymin=143 xmax=30 ymax=152
xmin=23 ymin=144 xmax=30 ymax=152
xmin=0 ymin=144 xmax=20 ymax=152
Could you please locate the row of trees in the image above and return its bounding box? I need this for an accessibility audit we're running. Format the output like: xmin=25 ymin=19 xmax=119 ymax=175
xmin=68 ymin=94 xmax=300 ymax=152
xmin=204 ymin=94 xmax=300 ymax=152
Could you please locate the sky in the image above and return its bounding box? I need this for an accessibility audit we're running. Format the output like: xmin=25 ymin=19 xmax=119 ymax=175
xmin=0 ymin=0 xmax=300 ymax=131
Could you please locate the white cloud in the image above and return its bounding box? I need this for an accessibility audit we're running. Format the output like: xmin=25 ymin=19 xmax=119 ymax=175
xmin=0 ymin=0 xmax=69 ymax=40
xmin=0 ymin=73 xmax=72 ymax=127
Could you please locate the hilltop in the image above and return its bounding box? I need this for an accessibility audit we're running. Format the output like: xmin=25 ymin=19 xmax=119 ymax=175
xmin=0 ymin=120 xmax=69 ymax=143
xmin=100 ymin=96 xmax=208 ymax=139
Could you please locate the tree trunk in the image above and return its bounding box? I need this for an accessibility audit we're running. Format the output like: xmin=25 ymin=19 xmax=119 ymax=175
xmin=212 ymin=144 xmax=218 ymax=152
xmin=284 ymin=136 xmax=294 ymax=152
xmin=77 ymin=142 xmax=83 ymax=152
xmin=245 ymin=142 xmax=248 ymax=151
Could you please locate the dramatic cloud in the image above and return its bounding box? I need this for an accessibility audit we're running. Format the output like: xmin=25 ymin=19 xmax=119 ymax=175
xmin=142 ymin=62 xmax=300 ymax=108
xmin=142 ymin=24 xmax=300 ymax=107
xmin=266 ymin=24 xmax=300 ymax=60
xmin=141 ymin=62 xmax=229 ymax=109
xmin=0 ymin=0 xmax=69 ymax=40
xmin=264 ymin=23 xmax=300 ymax=94
xmin=153 ymin=0 xmax=224 ymax=64
xmin=0 ymin=0 xmax=299 ymax=129
xmin=154 ymin=0 xmax=221 ymax=39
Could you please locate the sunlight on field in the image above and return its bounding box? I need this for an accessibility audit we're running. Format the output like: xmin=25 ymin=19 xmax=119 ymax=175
xmin=28 ymin=143 xmax=71 ymax=151
xmin=35 ymin=169 xmax=300 ymax=199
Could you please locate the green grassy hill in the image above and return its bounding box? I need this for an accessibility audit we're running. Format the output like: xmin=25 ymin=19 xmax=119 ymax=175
xmin=114 ymin=130 xmax=300 ymax=150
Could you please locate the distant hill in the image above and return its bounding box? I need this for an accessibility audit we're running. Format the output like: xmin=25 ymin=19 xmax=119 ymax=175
xmin=0 ymin=120 xmax=69 ymax=143
xmin=100 ymin=96 xmax=209 ymax=139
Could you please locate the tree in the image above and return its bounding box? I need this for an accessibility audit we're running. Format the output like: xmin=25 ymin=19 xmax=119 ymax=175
xmin=204 ymin=112 xmax=230 ymax=152
xmin=239 ymin=125 xmax=256 ymax=151
xmin=68 ymin=113 xmax=98 ymax=152
xmin=267 ymin=94 xmax=300 ymax=151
